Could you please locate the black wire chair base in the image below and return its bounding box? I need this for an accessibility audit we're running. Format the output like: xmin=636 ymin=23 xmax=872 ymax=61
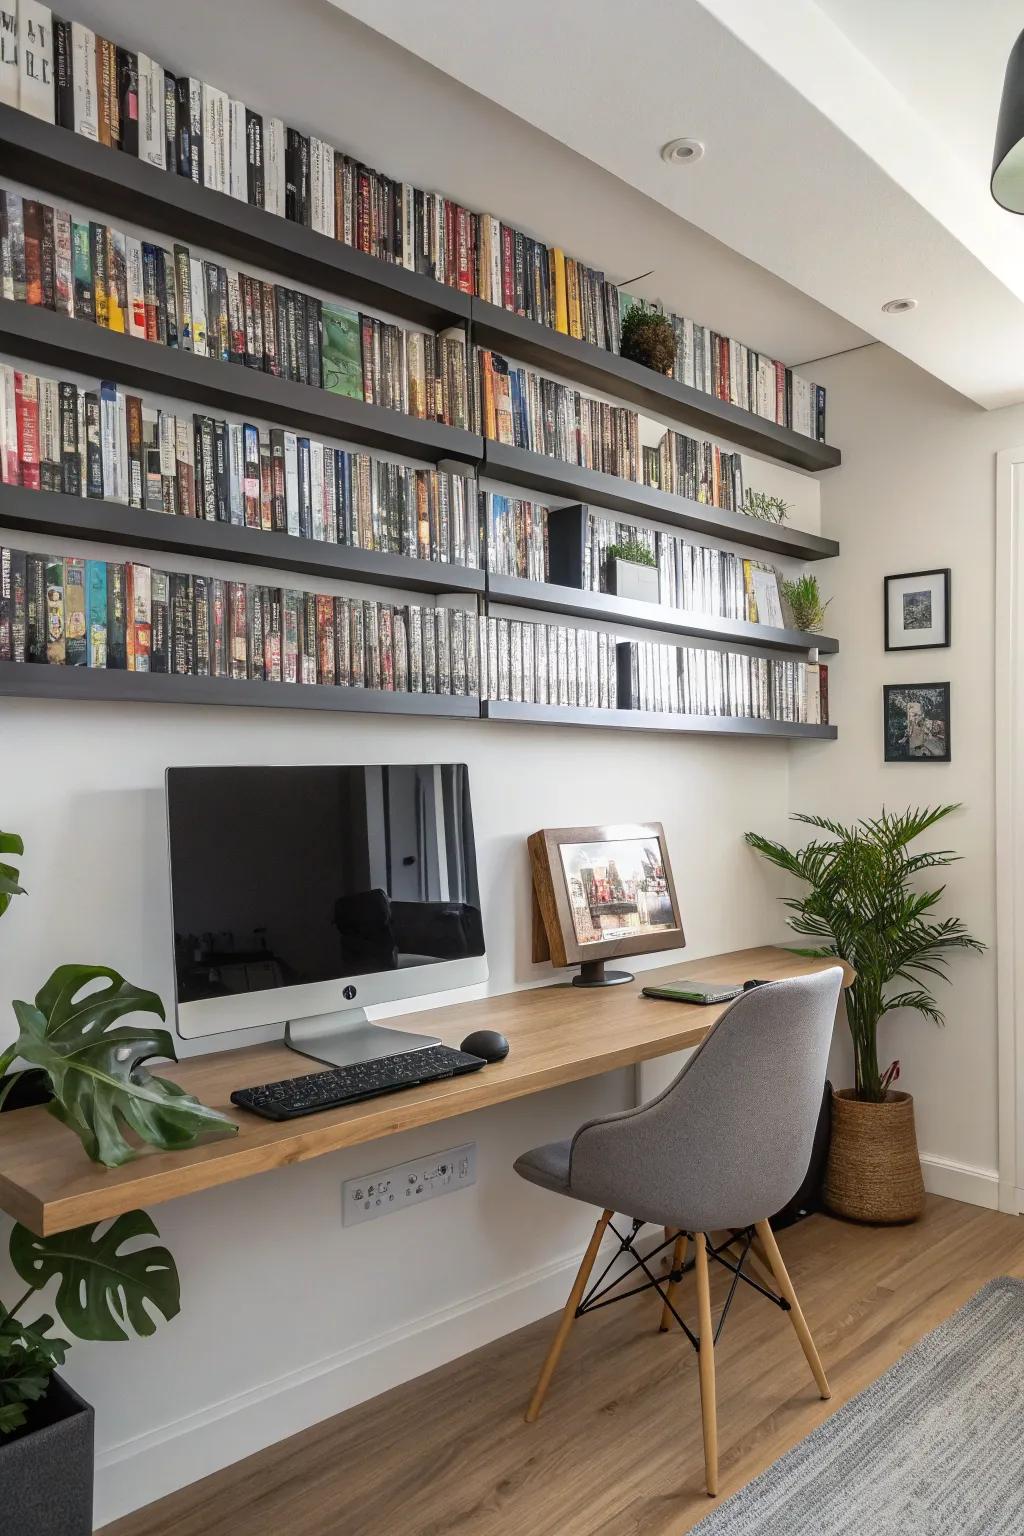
xmin=574 ymin=1220 xmax=790 ymax=1353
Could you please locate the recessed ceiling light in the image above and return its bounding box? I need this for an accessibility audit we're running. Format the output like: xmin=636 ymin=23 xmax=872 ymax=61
xmin=881 ymin=297 xmax=918 ymax=314
xmin=661 ymin=137 xmax=704 ymax=166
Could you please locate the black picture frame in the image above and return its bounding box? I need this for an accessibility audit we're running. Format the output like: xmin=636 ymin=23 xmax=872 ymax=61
xmin=884 ymin=568 xmax=951 ymax=651
xmin=883 ymin=683 xmax=951 ymax=763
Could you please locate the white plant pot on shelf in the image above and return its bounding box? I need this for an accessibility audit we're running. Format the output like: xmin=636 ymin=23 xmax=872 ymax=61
xmin=609 ymin=558 xmax=660 ymax=605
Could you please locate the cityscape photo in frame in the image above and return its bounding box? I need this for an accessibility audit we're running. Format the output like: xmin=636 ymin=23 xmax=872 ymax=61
xmin=885 ymin=569 xmax=951 ymax=651
xmin=528 ymin=822 xmax=684 ymax=979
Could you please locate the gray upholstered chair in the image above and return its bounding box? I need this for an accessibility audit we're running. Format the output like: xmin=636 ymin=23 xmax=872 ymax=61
xmin=514 ymin=967 xmax=843 ymax=1497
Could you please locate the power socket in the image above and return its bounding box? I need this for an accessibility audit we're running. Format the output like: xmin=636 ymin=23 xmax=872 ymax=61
xmin=342 ymin=1143 xmax=477 ymax=1226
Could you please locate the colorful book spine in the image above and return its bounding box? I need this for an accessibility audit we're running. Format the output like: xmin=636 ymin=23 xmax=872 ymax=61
xmin=85 ymin=560 xmax=108 ymax=667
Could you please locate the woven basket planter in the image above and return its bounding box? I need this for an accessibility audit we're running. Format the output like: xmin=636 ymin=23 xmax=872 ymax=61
xmin=823 ymin=1088 xmax=925 ymax=1224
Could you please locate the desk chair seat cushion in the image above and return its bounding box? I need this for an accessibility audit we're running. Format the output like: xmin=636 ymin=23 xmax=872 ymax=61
xmin=514 ymin=968 xmax=844 ymax=1234
xmin=514 ymin=1139 xmax=573 ymax=1196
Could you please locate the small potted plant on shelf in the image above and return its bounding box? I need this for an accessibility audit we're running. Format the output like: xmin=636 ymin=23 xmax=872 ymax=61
xmin=0 ymin=824 xmax=238 ymax=1535
xmin=743 ymin=488 xmax=791 ymax=524
xmin=745 ymin=806 xmax=984 ymax=1225
xmin=606 ymin=537 xmax=660 ymax=605
xmin=619 ymin=304 xmax=677 ymax=377
xmin=780 ymin=573 xmax=831 ymax=633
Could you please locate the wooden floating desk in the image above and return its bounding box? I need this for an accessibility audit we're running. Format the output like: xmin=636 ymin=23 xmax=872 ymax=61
xmin=0 ymin=947 xmax=851 ymax=1236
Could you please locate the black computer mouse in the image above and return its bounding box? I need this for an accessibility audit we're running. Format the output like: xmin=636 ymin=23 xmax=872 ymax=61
xmin=460 ymin=1029 xmax=510 ymax=1063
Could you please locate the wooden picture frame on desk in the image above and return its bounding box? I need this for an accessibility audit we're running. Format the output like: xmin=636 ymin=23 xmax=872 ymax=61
xmin=529 ymin=822 xmax=684 ymax=988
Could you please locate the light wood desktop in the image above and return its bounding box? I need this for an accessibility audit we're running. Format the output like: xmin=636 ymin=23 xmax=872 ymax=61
xmin=0 ymin=946 xmax=851 ymax=1237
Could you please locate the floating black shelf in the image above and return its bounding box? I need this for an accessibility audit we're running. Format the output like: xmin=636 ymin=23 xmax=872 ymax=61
xmin=481 ymin=443 xmax=840 ymax=561
xmin=481 ymin=699 xmax=836 ymax=739
xmin=0 ymin=485 xmax=486 ymax=596
xmin=0 ymin=664 xmax=834 ymax=737
xmin=0 ymin=107 xmax=843 ymax=476
xmin=471 ymin=301 xmax=841 ymax=473
xmin=0 ymin=661 xmax=482 ymax=717
xmin=0 ymin=300 xmax=483 ymax=466
xmin=484 ymin=573 xmax=837 ymax=655
xmin=0 ymin=105 xmax=470 ymax=333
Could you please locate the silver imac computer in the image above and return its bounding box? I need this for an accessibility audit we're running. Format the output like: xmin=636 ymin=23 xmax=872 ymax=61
xmin=165 ymin=763 xmax=487 ymax=1068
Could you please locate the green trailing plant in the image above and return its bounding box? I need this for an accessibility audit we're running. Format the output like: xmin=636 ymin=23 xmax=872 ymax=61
xmin=781 ymin=573 xmax=831 ymax=632
xmin=743 ymin=488 xmax=791 ymax=524
xmin=745 ymin=806 xmax=985 ymax=1102
xmin=619 ymin=304 xmax=677 ymax=376
xmin=0 ymin=826 xmax=185 ymax=1432
xmin=607 ymin=538 xmax=657 ymax=569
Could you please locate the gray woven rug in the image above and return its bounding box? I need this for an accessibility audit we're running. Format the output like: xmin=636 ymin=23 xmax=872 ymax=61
xmin=691 ymin=1276 xmax=1024 ymax=1535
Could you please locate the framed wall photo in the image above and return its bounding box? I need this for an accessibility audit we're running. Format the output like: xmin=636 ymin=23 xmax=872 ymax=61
xmin=529 ymin=822 xmax=684 ymax=987
xmin=884 ymin=569 xmax=951 ymax=650
xmin=883 ymin=683 xmax=951 ymax=762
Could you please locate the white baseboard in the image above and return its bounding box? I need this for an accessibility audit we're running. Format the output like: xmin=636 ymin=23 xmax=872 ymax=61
xmin=998 ymin=1179 xmax=1024 ymax=1215
xmin=920 ymin=1152 xmax=1000 ymax=1209
xmin=94 ymin=1231 xmax=636 ymax=1530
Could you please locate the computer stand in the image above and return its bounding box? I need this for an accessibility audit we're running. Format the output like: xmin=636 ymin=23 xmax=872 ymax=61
xmin=285 ymin=1008 xmax=442 ymax=1069
xmin=572 ymin=959 xmax=634 ymax=988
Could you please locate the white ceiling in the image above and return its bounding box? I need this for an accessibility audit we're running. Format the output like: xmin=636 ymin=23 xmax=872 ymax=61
xmin=814 ymin=0 xmax=1018 ymax=187
xmin=330 ymin=0 xmax=1024 ymax=410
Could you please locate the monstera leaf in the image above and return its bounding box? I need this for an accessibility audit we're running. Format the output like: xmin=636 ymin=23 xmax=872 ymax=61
xmin=0 ymin=828 xmax=25 ymax=919
xmin=12 ymin=964 xmax=237 ymax=1167
xmin=10 ymin=1211 xmax=180 ymax=1342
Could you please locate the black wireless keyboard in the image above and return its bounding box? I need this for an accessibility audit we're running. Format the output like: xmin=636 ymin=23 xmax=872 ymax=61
xmin=230 ymin=1045 xmax=488 ymax=1121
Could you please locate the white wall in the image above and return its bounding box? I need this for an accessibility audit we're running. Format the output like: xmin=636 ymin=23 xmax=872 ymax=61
xmin=792 ymin=341 xmax=1024 ymax=1209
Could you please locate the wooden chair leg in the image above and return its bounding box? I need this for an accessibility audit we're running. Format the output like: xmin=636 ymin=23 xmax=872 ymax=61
xmin=754 ymin=1220 xmax=831 ymax=1401
xmin=659 ymin=1230 xmax=688 ymax=1332
xmin=525 ymin=1209 xmax=612 ymax=1424
xmin=694 ymin=1232 xmax=718 ymax=1497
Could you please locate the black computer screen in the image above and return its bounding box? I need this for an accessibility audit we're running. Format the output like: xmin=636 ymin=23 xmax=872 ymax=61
xmin=167 ymin=764 xmax=484 ymax=1004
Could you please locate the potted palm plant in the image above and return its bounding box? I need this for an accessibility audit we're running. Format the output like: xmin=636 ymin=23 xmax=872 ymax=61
xmin=746 ymin=806 xmax=984 ymax=1224
xmin=0 ymin=824 xmax=237 ymax=1533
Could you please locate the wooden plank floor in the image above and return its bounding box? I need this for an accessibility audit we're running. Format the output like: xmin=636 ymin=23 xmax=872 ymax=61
xmin=106 ymin=1196 xmax=1024 ymax=1536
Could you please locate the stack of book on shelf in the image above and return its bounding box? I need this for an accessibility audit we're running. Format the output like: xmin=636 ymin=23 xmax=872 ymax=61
xmin=0 ymin=544 xmax=478 ymax=693
xmin=480 ymin=492 xmax=548 ymax=580
xmin=478 ymin=348 xmax=640 ymax=479
xmin=0 ymin=187 xmax=471 ymax=426
xmin=645 ymin=428 xmax=743 ymax=511
xmin=5 ymin=4 xmax=829 ymax=440
xmin=22 ymin=4 xmax=625 ymax=346
xmin=617 ymin=640 xmax=828 ymax=724
xmin=477 ymin=348 xmax=744 ymax=508
xmin=654 ymin=304 xmax=827 ymax=441
xmin=0 ymin=365 xmax=479 ymax=563
xmin=480 ymin=615 xmax=617 ymax=709
xmin=583 ymin=512 xmax=785 ymax=626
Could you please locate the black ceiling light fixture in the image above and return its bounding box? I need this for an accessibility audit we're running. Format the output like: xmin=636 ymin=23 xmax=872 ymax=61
xmin=992 ymin=28 xmax=1024 ymax=211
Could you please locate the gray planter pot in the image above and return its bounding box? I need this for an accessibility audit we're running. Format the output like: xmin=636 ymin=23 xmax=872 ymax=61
xmin=0 ymin=1375 xmax=94 ymax=1535
xmin=609 ymin=557 xmax=660 ymax=605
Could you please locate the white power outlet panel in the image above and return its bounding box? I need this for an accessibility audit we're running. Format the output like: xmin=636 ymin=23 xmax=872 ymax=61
xmin=343 ymin=1142 xmax=477 ymax=1226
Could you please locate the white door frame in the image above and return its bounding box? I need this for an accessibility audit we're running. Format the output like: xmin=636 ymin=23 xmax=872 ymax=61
xmin=995 ymin=448 xmax=1024 ymax=1213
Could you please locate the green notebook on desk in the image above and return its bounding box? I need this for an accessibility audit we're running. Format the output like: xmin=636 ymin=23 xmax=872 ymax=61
xmin=642 ymin=980 xmax=742 ymax=1005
